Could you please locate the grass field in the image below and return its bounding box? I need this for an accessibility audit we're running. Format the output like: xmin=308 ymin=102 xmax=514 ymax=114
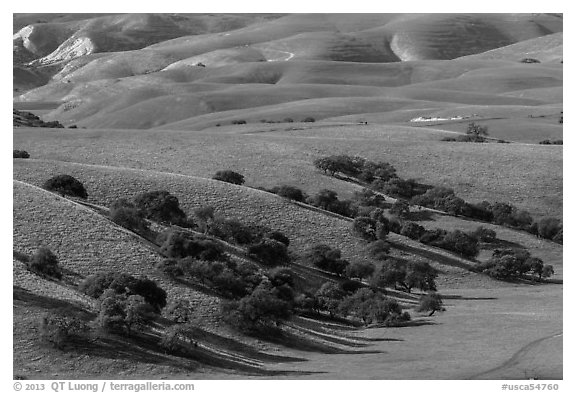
xmin=14 ymin=123 xmax=562 ymax=220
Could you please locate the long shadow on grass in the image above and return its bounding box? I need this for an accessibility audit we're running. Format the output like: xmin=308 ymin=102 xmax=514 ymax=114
xmin=389 ymin=241 xmax=475 ymax=271
xmin=441 ymin=294 xmax=497 ymax=300
xmin=13 ymin=286 xmax=93 ymax=318
xmin=179 ymin=325 xmax=307 ymax=364
xmin=482 ymin=238 xmax=527 ymax=251
xmin=126 ymin=330 xmax=316 ymax=376
xmin=287 ymin=324 xmax=373 ymax=348
xmin=249 ymin=327 xmax=381 ymax=355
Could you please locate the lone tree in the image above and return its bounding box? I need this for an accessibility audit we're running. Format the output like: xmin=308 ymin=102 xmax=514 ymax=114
xmin=417 ymin=293 xmax=444 ymax=316
xmin=43 ymin=174 xmax=88 ymax=199
xmin=275 ymin=185 xmax=306 ymax=202
xmin=466 ymin=122 xmax=489 ymax=141
xmin=13 ymin=150 xmax=30 ymax=158
xmin=213 ymin=170 xmax=245 ymax=185
xmin=28 ymin=247 xmax=63 ymax=279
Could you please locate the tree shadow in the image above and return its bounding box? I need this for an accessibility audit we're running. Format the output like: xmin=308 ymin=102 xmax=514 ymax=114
xmin=440 ymin=294 xmax=498 ymax=300
xmin=247 ymin=326 xmax=382 ymax=355
xmin=13 ymin=286 xmax=93 ymax=318
xmin=389 ymin=241 xmax=475 ymax=272
xmin=171 ymin=324 xmax=307 ymax=364
xmin=482 ymin=238 xmax=527 ymax=251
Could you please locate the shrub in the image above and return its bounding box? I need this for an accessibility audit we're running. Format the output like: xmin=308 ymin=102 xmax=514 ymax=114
xmin=537 ymin=218 xmax=562 ymax=240
xmin=43 ymin=174 xmax=88 ymax=199
xmin=353 ymin=188 xmax=386 ymax=207
xmin=411 ymin=187 xmax=466 ymax=215
xmin=248 ymin=238 xmax=289 ymax=266
xmin=294 ymin=293 xmax=318 ymax=313
xmin=469 ymin=226 xmax=497 ymax=243
xmin=133 ymin=190 xmax=186 ymax=225
xmin=40 ymin=311 xmax=89 ymax=349
xmin=345 ymin=261 xmax=376 ymax=280
xmin=389 ymin=200 xmax=410 ymax=217
xmin=97 ymin=291 xmax=153 ymax=336
xmin=222 ymin=282 xmax=293 ymax=331
xmin=417 ymin=293 xmax=444 ymax=316
xmin=367 ymin=240 xmax=391 ymax=260
xmin=339 ymin=279 xmax=364 ymax=293
xmin=352 ymin=217 xmax=378 ymax=241
xmin=110 ymin=198 xmax=149 ymax=234
xmin=159 ymin=229 xmax=225 ymax=261
xmin=372 ymin=260 xmax=437 ymax=293
xmin=211 ymin=218 xmax=255 ymax=244
xmin=338 ymin=288 xmax=407 ymax=326
xmin=466 ymin=122 xmax=489 ymax=138
xmin=28 ymin=247 xmax=62 ymax=279
xmin=315 ymin=282 xmax=346 ymax=317
xmin=437 ymin=230 xmax=479 ymax=258
xmin=155 ymin=258 xmax=184 ymax=279
xmin=13 ymin=150 xmax=30 ymax=158
xmin=375 ymin=178 xmax=426 ymax=199
xmin=303 ymin=244 xmax=349 ymax=276
xmin=400 ymin=222 xmax=426 ymax=240
xmin=283 ymin=117 xmax=294 ymax=123
xmin=306 ymin=189 xmax=356 ymax=217
xmin=160 ymin=325 xmax=198 ymax=354
xmin=231 ymin=120 xmax=246 ymax=125
xmin=418 ymin=228 xmax=447 ymax=245
xmin=275 ymin=185 xmax=306 ymax=202
xmin=212 ymin=170 xmax=245 ymax=185
xmin=165 ymin=299 xmax=194 ymax=323
xmin=303 ymin=117 xmax=315 ymax=123
xmin=520 ymin=58 xmax=540 ymax=63
xmin=267 ymin=267 xmax=295 ymax=288
xmin=194 ymin=206 xmax=215 ymax=234
xmin=80 ymin=272 xmax=167 ymax=312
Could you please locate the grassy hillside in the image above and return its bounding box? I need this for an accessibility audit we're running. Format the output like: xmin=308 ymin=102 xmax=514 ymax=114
xmin=13 ymin=124 xmax=562 ymax=220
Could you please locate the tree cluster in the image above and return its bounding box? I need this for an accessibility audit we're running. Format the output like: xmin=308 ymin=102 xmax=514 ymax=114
xmin=474 ymin=249 xmax=554 ymax=281
xmin=80 ymin=272 xmax=167 ymax=335
xmin=371 ymin=260 xmax=437 ymax=293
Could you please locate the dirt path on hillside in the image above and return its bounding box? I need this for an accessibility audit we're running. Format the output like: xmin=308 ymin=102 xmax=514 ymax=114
xmin=468 ymin=332 xmax=563 ymax=380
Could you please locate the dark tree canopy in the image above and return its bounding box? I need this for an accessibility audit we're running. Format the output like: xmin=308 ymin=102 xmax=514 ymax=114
xmin=29 ymin=247 xmax=62 ymax=279
xmin=248 ymin=238 xmax=289 ymax=266
xmin=43 ymin=174 xmax=88 ymax=199
xmin=275 ymin=185 xmax=307 ymax=202
xmin=213 ymin=170 xmax=245 ymax=185
xmin=133 ymin=190 xmax=187 ymax=225
xmin=303 ymin=244 xmax=349 ymax=276
xmin=13 ymin=150 xmax=30 ymax=158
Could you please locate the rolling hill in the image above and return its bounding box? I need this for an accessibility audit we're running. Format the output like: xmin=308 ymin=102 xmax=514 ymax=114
xmin=12 ymin=13 xmax=563 ymax=381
